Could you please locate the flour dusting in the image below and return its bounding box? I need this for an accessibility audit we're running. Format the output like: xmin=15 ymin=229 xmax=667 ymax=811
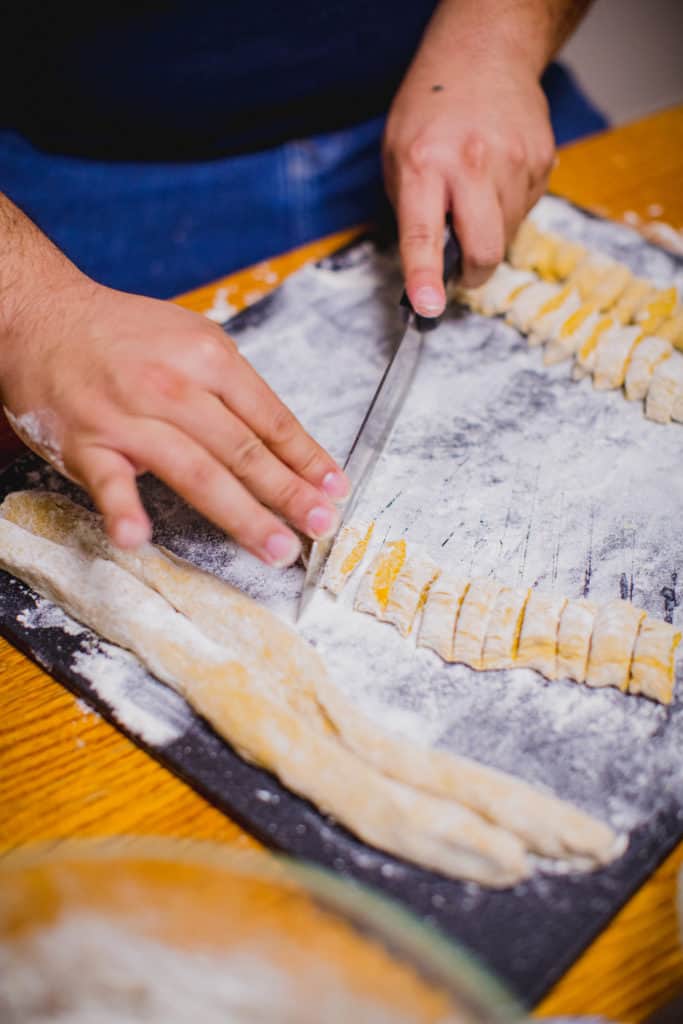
xmin=2 ymin=407 xmax=67 ymax=475
xmin=17 ymin=596 xmax=85 ymax=636
xmin=71 ymin=639 xmax=190 ymax=747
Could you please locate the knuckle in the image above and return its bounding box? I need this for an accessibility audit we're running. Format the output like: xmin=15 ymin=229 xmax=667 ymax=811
xmin=186 ymin=456 xmax=217 ymax=492
xmin=535 ymin=137 xmax=555 ymax=177
xmin=267 ymin=405 xmax=300 ymax=447
xmin=404 ymin=136 xmax=445 ymax=176
xmin=506 ymin=138 xmax=526 ymax=169
xmin=467 ymin=240 xmax=504 ymax=272
xmin=139 ymin=362 xmax=189 ymax=403
xmin=194 ymin=332 xmax=226 ymax=369
xmin=296 ymin=445 xmax=325 ymax=479
xmin=271 ymin=474 xmax=306 ymax=514
xmin=231 ymin=434 xmax=265 ymax=478
xmin=401 ymin=223 xmax=440 ymax=251
xmin=461 ymin=132 xmax=489 ymax=174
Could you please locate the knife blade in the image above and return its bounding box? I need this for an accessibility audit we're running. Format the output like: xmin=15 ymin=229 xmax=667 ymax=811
xmin=297 ymin=226 xmax=462 ymax=622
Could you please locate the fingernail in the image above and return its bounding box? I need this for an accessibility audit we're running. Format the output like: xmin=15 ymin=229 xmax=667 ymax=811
xmin=307 ymin=505 xmax=338 ymax=539
xmin=115 ymin=518 xmax=149 ymax=549
xmin=321 ymin=470 xmax=350 ymax=500
xmin=414 ymin=285 xmax=445 ymax=316
xmin=264 ymin=531 xmax=301 ymax=568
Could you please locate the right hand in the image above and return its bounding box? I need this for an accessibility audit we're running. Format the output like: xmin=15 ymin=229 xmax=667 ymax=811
xmin=0 ymin=272 xmax=348 ymax=566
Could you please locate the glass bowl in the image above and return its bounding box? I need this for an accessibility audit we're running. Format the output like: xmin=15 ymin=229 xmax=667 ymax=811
xmin=0 ymin=837 xmax=525 ymax=1023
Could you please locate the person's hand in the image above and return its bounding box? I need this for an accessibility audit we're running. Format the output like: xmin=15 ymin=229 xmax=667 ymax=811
xmin=383 ymin=14 xmax=555 ymax=315
xmin=0 ymin=272 xmax=348 ymax=565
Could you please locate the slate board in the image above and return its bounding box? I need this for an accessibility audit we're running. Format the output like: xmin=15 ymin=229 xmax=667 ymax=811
xmin=2 ymin=196 xmax=683 ymax=1009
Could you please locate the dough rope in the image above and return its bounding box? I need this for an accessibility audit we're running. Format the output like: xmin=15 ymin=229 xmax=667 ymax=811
xmin=0 ymin=490 xmax=625 ymax=881
xmin=451 ymin=218 xmax=683 ymax=424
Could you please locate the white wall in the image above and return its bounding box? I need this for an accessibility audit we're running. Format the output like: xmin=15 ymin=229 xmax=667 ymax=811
xmin=560 ymin=0 xmax=683 ymax=125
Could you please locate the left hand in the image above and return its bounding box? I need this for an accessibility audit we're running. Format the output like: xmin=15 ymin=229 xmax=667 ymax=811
xmin=383 ymin=27 xmax=555 ymax=313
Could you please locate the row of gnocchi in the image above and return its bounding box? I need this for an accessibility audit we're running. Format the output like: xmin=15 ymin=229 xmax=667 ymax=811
xmin=452 ymin=219 xmax=683 ymax=424
xmin=323 ymin=522 xmax=681 ymax=705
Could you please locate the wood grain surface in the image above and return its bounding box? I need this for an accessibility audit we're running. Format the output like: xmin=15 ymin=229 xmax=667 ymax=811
xmin=2 ymin=107 xmax=683 ymax=1022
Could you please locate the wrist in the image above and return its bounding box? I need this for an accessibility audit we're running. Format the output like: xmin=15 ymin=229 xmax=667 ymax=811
xmin=413 ymin=0 xmax=555 ymax=83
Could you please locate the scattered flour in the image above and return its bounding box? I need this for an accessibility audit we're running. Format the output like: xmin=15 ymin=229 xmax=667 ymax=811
xmin=70 ymin=640 xmax=190 ymax=747
xmin=17 ymin=597 xmax=85 ymax=636
xmin=203 ymin=287 xmax=238 ymax=324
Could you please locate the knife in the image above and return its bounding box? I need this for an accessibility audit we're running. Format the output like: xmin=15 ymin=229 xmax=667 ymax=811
xmin=297 ymin=225 xmax=462 ymax=622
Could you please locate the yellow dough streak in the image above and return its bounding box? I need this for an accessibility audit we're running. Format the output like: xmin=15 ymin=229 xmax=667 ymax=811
xmin=585 ymin=599 xmax=645 ymax=691
xmin=629 ymin=616 xmax=681 ymax=704
xmin=516 ymin=591 xmax=567 ymax=680
xmin=452 ymin=579 xmax=503 ymax=670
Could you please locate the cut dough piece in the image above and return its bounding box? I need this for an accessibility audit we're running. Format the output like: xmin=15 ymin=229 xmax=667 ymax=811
xmin=624 ymin=336 xmax=672 ymax=401
xmin=543 ymin=308 xmax=601 ymax=366
xmin=316 ymin=675 xmax=622 ymax=865
xmin=507 ymin=218 xmax=542 ymax=269
xmin=323 ymin=520 xmax=374 ymax=595
xmin=645 ymin=352 xmax=683 ymax=423
xmin=572 ymin=315 xmax=615 ymax=379
xmin=567 ymin=253 xmax=614 ymax=302
xmin=476 ymin=264 xmax=537 ymax=316
xmin=628 ymin=615 xmax=681 ymax=704
xmin=516 ymin=591 xmax=567 ymax=679
xmin=585 ymin=263 xmax=632 ymax=312
xmin=527 ymin=287 xmax=582 ymax=347
xmin=481 ymin=586 xmax=530 ymax=670
xmin=550 ymin=238 xmax=587 ymax=280
xmin=636 ymin=286 xmax=679 ymax=335
xmin=611 ymin=278 xmax=653 ymax=324
xmin=557 ymin=598 xmax=598 ymax=684
xmin=382 ymin=548 xmax=440 ymax=637
xmin=354 ymin=539 xmax=407 ymax=619
xmin=592 ymin=325 xmax=642 ymax=390
xmin=528 ymin=233 xmax=561 ymax=280
xmin=585 ymin=599 xmax=645 ymax=691
xmin=506 ymin=281 xmax=560 ymax=333
xmin=610 ymin=280 xmax=655 ymax=323
xmin=452 ymin=579 xmax=502 ymax=669
xmin=417 ymin=574 xmax=469 ymax=661
xmin=0 ymin=501 xmax=531 ymax=887
xmin=658 ymin=312 xmax=683 ymax=348
xmin=673 ymin=389 xmax=683 ymax=423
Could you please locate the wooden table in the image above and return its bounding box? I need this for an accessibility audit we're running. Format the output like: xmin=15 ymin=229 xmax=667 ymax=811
xmin=2 ymin=106 xmax=683 ymax=1022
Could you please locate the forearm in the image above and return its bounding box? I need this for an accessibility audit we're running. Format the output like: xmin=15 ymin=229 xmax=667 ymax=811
xmin=0 ymin=193 xmax=83 ymax=348
xmin=413 ymin=0 xmax=592 ymax=80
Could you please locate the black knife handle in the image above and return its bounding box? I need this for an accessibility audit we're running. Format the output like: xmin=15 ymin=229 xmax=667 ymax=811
xmin=400 ymin=220 xmax=462 ymax=328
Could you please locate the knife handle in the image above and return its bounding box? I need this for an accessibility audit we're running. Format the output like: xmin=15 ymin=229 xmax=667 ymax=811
xmin=400 ymin=221 xmax=462 ymax=327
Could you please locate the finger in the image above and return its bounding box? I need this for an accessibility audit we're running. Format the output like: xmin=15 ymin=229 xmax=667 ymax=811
xmin=68 ymin=444 xmax=151 ymax=549
xmin=209 ymin=346 xmax=349 ymax=502
xmin=125 ymin=419 xmax=302 ymax=568
xmin=449 ymin=175 xmax=506 ymax=289
xmin=148 ymin=387 xmax=339 ymax=540
xmin=396 ymin=170 xmax=448 ymax=316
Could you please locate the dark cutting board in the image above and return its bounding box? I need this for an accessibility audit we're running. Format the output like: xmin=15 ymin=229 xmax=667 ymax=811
xmin=2 ymin=203 xmax=683 ymax=1008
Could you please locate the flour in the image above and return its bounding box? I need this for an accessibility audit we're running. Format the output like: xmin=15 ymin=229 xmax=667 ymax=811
xmin=0 ymin=913 xmax=438 ymax=1024
xmin=2 ymin=407 xmax=67 ymax=475
xmin=17 ymin=596 xmax=85 ymax=636
xmin=203 ymin=287 xmax=238 ymax=324
xmin=71 ymin=640 xmax=190 ymax=747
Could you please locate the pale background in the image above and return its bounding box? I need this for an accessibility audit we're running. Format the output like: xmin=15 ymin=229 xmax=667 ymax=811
xmin=560 ymin=0 xmax=683 ymax=126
